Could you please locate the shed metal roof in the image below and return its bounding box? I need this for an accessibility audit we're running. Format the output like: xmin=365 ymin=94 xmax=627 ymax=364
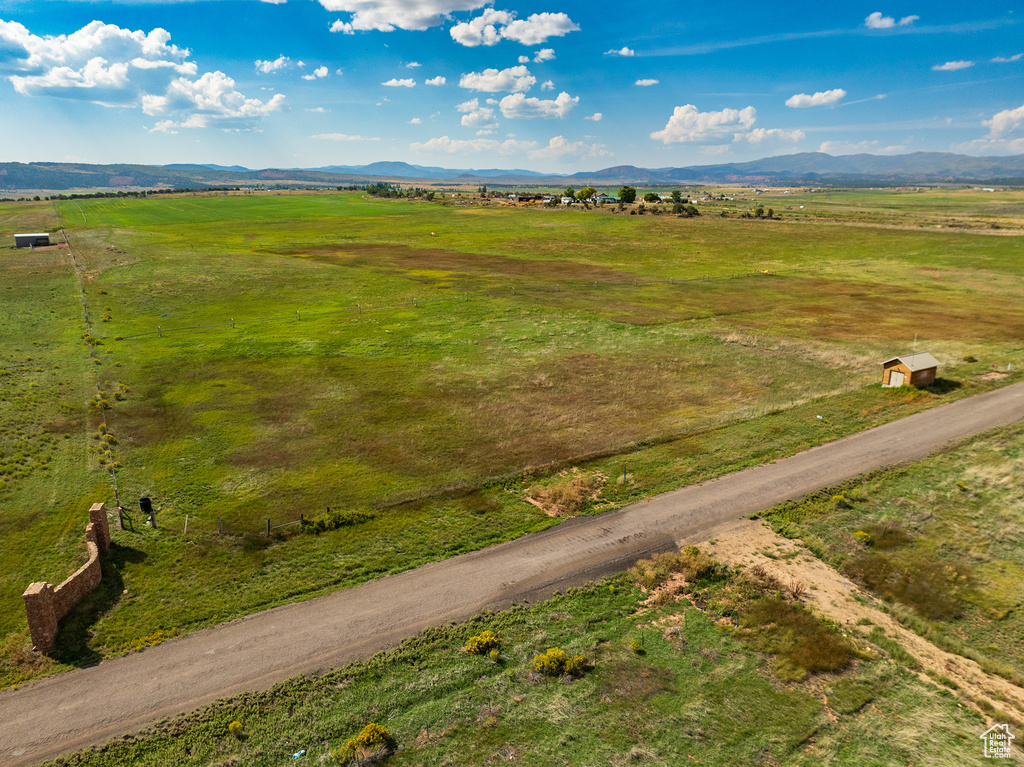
xmin=880 ymin=352 xmax=939 ymax=371
xmin=14 ymin=233 xmax=50 ymax=238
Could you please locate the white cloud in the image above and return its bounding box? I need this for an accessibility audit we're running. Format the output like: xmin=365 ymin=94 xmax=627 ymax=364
xmin=1 ymin=20 xmax=282 ymax=130
xmin=408 ymin=117 xmax=421 ymax=124
xmin=142 ymin=70 xmax=286 ymax=120
xmin=932 ymin=60 xmax=974 ymax=71
xmin=604 ymin=46 xmax=634 ymax=57
xmin=501 ymin=13 xmax=578 ymax=46
xmin=255 ymin=55 xmax=290 ymax=74
xmin=584 ymin=112 xmax=602 ymax=121
xmin=382 ymin=77 xmax=415 ymax=87
xmin=456 ymin=97 xmax=497 ymax=129
xmin=785 ymin=88 xmax=845 ymax=108
xmin=635 ymin=79 xmax=658 ymax=87
xmin=425 ymin=75 xmax=446 ymax=86
xmin=406 ymin=61 xmax=421 ymax=68
xmin=534 ymin=48 xmax=555 ymax=62
xmin=985 ymin=104 xmax=1024 ymax=137
xmin=865 ymin=11 xmax=919 ymax=29
xmin=992 ymin=53 xmax=1023 ymax=63
xmin=306 ymin=106 xmax=329 ymax=112
xmin=819 ymin=140 xmax=906 ymax=154
xmin=459 ymin=65 xmax=535 ymax=92
xmin=312 ymin=132 xmax=381 ymax=141
xmin=529 ymin=135 xmax=611 ymax=161
xmin=540 ymin=79 xmax=554 ymax=91
xmin=518 ymin=55 xmax=530 ymax=64
xmin=450 ymin=8 xmax=511 ymax=47
xmin=261 ymin=0 xmax=287 ymax=4
xmin=302 ymin=65 xmax=329 ymax=80
xmin=499 ymin=91 xmax=578 ymax=119
xmin=700 ymin=145 xmax=732 ymax=156
xmin=450 ymin=9 xmax=578 ymax=47
xmin=318 ymin=0 xmax=488 ymax=33
xmin=650 ymin=104 xmax=756 ymax=144
xmin=741 ymin=127 xmax=805 ymax=145
xmin=329 ymin=20 xmax=354 ymax=33
xmin=410 ymin=134 xmax=537 ymax=154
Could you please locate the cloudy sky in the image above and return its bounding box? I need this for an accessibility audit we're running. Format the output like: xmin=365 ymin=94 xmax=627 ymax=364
xmin=0 ymin=1 xmax=1021 ymax=172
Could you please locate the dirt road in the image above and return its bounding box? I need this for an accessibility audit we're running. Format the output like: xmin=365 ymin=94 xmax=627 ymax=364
xmin=3 ymin=382 xmax=1024 ymax=766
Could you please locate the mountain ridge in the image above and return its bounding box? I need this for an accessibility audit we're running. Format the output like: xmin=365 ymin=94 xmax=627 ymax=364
xmin=3 ymin=151 xmax=1024 ymax=191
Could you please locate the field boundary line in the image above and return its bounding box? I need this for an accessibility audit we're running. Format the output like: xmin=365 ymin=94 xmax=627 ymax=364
xmin=53 ymin=205 xmax=122 ymax=513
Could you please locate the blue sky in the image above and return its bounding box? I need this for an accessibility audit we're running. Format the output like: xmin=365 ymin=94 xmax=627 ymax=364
xmin=0 ymin=1 xmax=1021 ymax=172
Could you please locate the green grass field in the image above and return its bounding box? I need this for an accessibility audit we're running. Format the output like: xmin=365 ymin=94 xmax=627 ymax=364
xmin=1 ymin=188 xmax=1022 ymax=685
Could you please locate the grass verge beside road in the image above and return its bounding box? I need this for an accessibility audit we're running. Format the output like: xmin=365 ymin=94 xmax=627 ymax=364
xmin=43 ymin=559 xmax=986 ymax=767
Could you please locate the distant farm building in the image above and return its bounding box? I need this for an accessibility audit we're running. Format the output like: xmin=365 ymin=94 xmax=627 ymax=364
xmin=14 ymin=233 xmax=50 ymax=248
xmin=881 ymin=352 xmax=939 ymax=388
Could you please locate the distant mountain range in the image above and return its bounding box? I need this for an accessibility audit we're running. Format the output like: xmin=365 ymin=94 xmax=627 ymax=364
xmin=3 ymin=152 xmax=1024 ymax=192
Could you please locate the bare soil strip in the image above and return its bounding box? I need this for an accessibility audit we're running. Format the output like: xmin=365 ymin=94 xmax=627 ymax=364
xmin=2 ymin=382 xmax=1023 ymax=766
xmin=702 ymin=519 xmax=1024 ymax=721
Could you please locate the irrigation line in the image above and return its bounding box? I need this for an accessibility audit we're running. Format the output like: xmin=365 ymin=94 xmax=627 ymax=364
xmin=114 ymin=261 xmax=867 ymax=342
xmin=54 ymin=205 xmax=121 ymax=512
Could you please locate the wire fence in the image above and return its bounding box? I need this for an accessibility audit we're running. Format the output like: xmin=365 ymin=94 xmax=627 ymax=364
xmin=112 ymin=261 xmax=871 ymax=343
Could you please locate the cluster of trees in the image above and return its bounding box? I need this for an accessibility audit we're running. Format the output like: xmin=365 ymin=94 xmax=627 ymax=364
xmin=43 ymin=187 xmax=239 ymax=201
xmin=741 ymin=206 xmax=776 ymax=219
xmin=365 ymin=182 xmax=435 ymax=200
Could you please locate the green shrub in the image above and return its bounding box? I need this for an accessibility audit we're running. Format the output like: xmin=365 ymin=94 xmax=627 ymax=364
xmin=333 ymin=723 xmax=394 ymax=764
xmin=532 ymin=647 xmax=587 ymax=677
xmin=301 ymin=508 xmax=375 ymax=534
xmin=464 ymin=630 xmax=500 ymax=655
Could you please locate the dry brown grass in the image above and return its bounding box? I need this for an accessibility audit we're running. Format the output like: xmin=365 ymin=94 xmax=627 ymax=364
xmin=628 ymin=547 xmax=721 ymax=591
xmin=526 ymin=469 xmax=605 ymax=517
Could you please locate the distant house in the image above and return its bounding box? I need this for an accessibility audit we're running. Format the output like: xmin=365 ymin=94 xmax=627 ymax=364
xmin=594 ymin=194 xmax=619 ymax=204
xmin=881 ymin=352 xmax=939 ymax=388
xmin=560 ymin=196 xmax=575 ymax=205
xmin=14 ymin=233 xmax=50 ymax=248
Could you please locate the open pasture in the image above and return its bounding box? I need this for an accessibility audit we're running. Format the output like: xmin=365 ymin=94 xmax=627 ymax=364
xmin=0 ymin=189 xmax=1021 ymax=681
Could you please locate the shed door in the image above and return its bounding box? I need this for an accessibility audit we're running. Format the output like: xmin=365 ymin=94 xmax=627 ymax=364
xmin=890 ymin=370 xmax=905 ymax=387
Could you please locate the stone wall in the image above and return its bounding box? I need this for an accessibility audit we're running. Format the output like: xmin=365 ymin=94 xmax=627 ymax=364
xmin=23 ymin=503 xmax=111 ymax=653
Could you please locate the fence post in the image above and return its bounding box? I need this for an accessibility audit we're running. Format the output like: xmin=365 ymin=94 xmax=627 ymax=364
xmin=218 ymin=516 xmax=222 ymax=536
xmin=266 ymin=518 xmax=271 ymax=537
xmin=157 ymin=325 xmax=162 ymax=337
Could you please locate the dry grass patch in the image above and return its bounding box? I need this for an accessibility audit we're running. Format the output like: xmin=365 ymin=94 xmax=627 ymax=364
xmin=628 ymin=547 xmax=722 ymax=591
xmin=526 ymin=469 xmax=605 ymax=517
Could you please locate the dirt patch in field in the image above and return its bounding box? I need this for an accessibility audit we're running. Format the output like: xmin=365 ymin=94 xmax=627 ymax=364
xmin=698 ymin=519 xmax=1024 ymax=723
